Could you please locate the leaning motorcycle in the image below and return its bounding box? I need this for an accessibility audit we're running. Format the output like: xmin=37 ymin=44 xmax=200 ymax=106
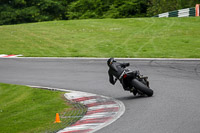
xmin=120 ymin=69 xmax=153 ymax=97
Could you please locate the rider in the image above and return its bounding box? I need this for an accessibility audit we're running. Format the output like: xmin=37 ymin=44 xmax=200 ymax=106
xmin=107 ymin=58 xmax=139 ymax=93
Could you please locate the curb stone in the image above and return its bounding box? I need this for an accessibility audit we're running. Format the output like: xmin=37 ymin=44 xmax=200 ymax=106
xmin=0 ymin=54 xmax=23 ymax=58
xmin=28 ymin=86 xmax=125 ymax=133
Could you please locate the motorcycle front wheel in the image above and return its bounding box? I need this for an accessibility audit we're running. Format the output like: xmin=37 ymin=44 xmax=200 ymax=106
xmin=131 ymin=79 xmax=153 ymax=97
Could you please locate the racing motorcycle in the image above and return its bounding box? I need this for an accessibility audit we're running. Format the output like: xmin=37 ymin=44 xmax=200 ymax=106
xmin=118 ymin=69 xmax=153 ymax=97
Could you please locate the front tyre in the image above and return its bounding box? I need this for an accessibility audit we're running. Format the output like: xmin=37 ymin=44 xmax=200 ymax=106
xmin=131 ymin=79 xmax=153 ymax=97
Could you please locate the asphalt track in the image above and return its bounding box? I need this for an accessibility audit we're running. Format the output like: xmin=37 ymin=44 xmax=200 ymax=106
xmin=0 ymin=58 xmax=200 ymax=133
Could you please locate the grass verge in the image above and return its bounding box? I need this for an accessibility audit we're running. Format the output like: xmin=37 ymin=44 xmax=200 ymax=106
xmin=0 ymin=17 xmax=200 ymax=58
xmin=0 ymin=83 xmax=87 ymax=133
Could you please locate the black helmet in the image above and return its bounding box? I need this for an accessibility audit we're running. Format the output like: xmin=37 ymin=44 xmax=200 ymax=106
xmin=107 ymin=58 xmax=115 ymax=66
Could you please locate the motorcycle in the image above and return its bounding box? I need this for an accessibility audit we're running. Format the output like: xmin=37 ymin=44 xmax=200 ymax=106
xmin=117 ymin=69 xmax=154 ymax=97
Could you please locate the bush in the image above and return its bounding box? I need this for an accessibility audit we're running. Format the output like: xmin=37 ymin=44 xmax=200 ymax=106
xmin=0 ymin=0 xmax=67 ymax=25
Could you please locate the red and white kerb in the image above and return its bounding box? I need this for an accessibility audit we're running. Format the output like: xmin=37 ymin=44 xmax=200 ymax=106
xmin=57 ymin=91 xmax=125 ymax=133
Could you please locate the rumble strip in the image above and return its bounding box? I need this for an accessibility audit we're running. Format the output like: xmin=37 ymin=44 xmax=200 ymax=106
xmin=28 ymin=86 xmax=125 ymax=133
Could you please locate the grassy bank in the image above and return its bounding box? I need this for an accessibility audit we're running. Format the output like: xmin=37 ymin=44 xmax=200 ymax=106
xmin=0 ymin=17 xmax=200 ymax=58
xmin=0 ymin=83 xmax=86 ymax=133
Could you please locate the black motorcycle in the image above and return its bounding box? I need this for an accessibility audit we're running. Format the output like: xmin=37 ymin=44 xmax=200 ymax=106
xmin=118 ymin=69 xmax=154 ymax=97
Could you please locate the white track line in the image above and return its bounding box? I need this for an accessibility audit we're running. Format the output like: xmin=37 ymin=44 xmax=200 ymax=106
xmin=1 ymin=56 xmax=200 ymax=61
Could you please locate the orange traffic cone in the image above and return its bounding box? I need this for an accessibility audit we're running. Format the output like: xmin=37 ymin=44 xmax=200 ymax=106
xmin=54 ymin=113 xmax=61 ymax=123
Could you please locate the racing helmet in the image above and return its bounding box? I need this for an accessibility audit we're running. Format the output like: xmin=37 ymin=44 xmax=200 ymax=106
xmin=107 ymin=58 xmax=115 ymax=66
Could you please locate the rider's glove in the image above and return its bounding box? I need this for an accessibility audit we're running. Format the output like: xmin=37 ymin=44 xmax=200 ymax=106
xmin=135 ymin=70 xmax=140 ymax=77
xmin=122 ymin=63 xmax=129 ymax=68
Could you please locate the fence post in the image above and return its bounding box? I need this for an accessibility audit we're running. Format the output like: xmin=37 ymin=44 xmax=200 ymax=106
xmin=196 ymin=4 xmax=200 ymax=16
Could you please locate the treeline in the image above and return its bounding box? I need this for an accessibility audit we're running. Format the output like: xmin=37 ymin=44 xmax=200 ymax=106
xmin=0 ymin=0 xmax=199 ymax=25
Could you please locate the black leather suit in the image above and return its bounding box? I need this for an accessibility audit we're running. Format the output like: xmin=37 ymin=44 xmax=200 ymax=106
xmin=108 ymin=61 xmax=129 ymax=85
xmin=108 ymin=61 xmax=139 ymax=91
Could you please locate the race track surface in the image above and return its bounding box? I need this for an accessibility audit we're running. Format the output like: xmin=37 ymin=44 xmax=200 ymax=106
xmin=0 ymin=58 xmax=200 ymax=133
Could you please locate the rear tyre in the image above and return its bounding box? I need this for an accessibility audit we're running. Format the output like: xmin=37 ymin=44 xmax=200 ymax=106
xmin=131 ymin=79 xmax=153 ymax=97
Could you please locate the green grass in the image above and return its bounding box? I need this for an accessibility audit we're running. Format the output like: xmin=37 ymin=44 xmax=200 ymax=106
xmin=0 ymin=17 xmax=200 ymax=58
xmin=0 ymin=83 xmax=86 ymax=133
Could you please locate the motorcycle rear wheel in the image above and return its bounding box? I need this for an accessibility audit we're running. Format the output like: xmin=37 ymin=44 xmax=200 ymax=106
xmin=131 ymin=79 xmax=153 ymax=97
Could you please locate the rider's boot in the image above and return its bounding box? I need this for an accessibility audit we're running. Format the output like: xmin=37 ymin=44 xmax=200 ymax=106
xmin=130 ymin=87 xmax=137 ymax=96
